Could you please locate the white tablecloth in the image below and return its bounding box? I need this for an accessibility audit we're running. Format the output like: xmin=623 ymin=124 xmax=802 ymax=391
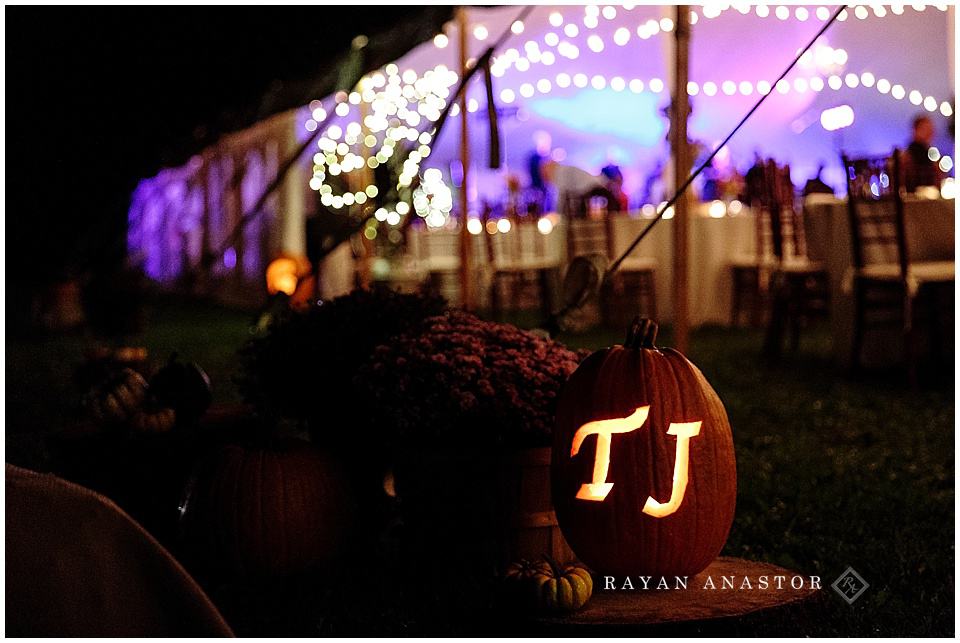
xmin=804 ymin=196 xmax=955 ymax=367
xmin=606 ymin=212 xmax=757 ymax=327
xmin=393 ymin=207 xmax=757 ymax=326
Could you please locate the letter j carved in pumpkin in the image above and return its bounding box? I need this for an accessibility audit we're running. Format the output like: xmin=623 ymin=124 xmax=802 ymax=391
xmin=552 ymin=319 xmax=737 ymax=577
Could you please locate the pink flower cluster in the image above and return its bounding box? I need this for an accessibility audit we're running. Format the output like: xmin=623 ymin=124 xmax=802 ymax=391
xmin=356 ymin=311 xmax=587 ymax=447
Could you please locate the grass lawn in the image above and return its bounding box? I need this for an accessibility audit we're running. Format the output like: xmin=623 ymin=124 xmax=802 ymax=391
xmin=5 ymin=296 xmax=954 ymax=636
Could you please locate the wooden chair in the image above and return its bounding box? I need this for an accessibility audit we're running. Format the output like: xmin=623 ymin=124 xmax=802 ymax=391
xmin=486 ymin=208 xmax=561 ymax=320
xmin=841 ymin=150 xmax=954 ymax=386
xmin=761 ymin=164 xmax=831 ymax=361
xmin=407 ymin=225 xmax=462 ymax=304
xmin=565 ymin=189 xmax=657 ymax=326
xmin=730 ymin=160 xmax=778 ymax=327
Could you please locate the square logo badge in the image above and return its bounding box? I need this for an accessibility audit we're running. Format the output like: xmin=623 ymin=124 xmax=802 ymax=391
xmin=831 ymin=566 xmax=870 ymax=605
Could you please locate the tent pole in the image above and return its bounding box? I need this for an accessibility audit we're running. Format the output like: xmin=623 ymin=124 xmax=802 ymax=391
xmin=672 ymin=5 xmax=691 ymax=354
xmin=356 ymin=96 xmax=373 ymax=289
xmin=457 ymin=6 xmax=475 ymax=311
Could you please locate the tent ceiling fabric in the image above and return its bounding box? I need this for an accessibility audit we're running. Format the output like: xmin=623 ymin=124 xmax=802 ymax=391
xmin=299 ymin=4 xmax=952 ymax=196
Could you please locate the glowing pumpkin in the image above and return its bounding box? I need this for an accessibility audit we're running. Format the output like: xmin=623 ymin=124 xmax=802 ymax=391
xmin=265 ymin=255 xmax=312 ymax=296
xmin=551 ymin=318 xmax=736 ymax=577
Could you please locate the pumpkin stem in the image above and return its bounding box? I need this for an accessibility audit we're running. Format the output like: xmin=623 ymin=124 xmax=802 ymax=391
xmin=541 ymin=553 xmax=564 ymax=578
xmin=625 ymin=317 xmax=658 ymax=349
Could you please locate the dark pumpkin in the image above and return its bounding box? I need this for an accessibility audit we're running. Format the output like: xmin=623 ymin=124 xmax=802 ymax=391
xmin=552 ymin=318 xmax=736 ymax=577
xmin=130 ymin=406 xmax=177 ymax=434
xmin=180 ymin=440 xmax=355 ymax=579
xmin=85 ymin=368 xmax=148 ymax=424
xmin=150 ymin=354 xmax=212 ymax=423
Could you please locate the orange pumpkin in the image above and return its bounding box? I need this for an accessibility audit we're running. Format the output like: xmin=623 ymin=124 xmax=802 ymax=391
xmin=180 ymin=440 xmax=355 ymax=579
xmin=551 ymin=318 xmax=736 ymax=577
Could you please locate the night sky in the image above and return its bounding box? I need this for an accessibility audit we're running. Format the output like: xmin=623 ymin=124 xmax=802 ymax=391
xmin=6 ymin=6 xmax=448 ymax=296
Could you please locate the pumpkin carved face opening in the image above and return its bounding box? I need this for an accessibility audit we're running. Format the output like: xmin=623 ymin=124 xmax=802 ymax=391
xmin=552 ymin=318 xmax=737 ymax=578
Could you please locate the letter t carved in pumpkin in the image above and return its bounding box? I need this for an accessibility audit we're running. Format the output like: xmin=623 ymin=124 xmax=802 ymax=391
xmin=571 ymin=406 xmax=649 ymax=501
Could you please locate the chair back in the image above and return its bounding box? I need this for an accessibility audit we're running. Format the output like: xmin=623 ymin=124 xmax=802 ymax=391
xmin=566 ymin=218 xmax=615 ymax=261
xmin=751 ymin=160 xmax=814 ymax=265
xmin=772 ymin=162 xmax=808 ymax=261
xmin=842 ymin=150 xmax=908 ymax=278
xmin=565 ymin=185 xmax=621 ymax=219
xmin=409 ymin=226 xmax=459 ymax=266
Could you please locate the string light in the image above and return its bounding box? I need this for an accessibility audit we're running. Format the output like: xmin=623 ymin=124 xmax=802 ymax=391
xmin=301 ymin=10 xmax=954 ymax=229
xmin=304 ymin=63 xmax=456 ymax=224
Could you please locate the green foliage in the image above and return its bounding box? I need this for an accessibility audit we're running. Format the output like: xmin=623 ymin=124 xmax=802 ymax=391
xmin=236 ymin=285 xmax=447 ymax=435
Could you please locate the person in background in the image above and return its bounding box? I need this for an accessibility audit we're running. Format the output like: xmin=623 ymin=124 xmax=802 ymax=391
xmin=541 ymin=161 xmax=604 ymax=217
xmin=700 ymin=159 xmax=722 ymax=201
xmin=601 ymin=163 xmax=629 ymax=211
xmin=903 ymin=114 xmax=942 ymax=192
xmin=802 ymin=163 xmax=835 ymax=197
xmin=743 ymin=151 xmax=767 ymax=204
xmin=641 ymin=160 xmax=665 ymax=205
xmin=526 ymin=130 xmax=553 ymax=211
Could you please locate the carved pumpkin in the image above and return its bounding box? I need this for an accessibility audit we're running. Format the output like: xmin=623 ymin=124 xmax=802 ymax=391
xmin=180 ymin=440 xmax=355 ymax=579
xmin=552 ymin=318 xmax=736 ymax=577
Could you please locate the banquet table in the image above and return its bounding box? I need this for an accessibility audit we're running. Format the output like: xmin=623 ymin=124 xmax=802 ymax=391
xmin=803 ymin=195 xmax=955 ymax=368
xmin=386 ymin=205 xmax=757 ymax=327
xmin=607 ymin=209 xmax=757 ymax=327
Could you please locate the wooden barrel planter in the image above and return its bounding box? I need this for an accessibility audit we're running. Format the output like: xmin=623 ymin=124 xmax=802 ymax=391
xmin=392 ymin=445 xmax=575 ymax=576
xmin=502 ymin=447 xmax=575 ymax=566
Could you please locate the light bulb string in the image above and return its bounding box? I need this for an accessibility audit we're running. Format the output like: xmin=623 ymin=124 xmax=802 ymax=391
xmin=606 ymin=3 xmax=849 ymax=277
xmin=312 ymin=5 xmax=536 ymax=261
